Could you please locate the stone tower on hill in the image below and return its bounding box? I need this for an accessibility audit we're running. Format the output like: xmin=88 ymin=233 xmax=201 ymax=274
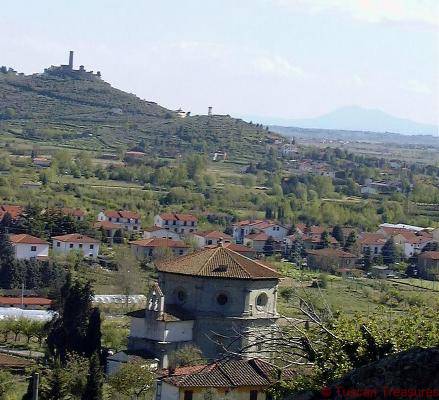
xmin=126 ymin=243 xmax=281 ymax=368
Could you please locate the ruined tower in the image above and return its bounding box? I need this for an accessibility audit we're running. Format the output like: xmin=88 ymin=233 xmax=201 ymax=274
xmin=68 ymin=51 xmax=74 ymax=69
xmin=208 ymin=106 xmax=213 ymax=116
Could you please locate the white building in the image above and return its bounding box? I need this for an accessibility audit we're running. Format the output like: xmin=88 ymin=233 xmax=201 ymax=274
xmin=190 ymin=230 xmax=232 ymax=248
xmin=153 ymin=213 xmax=198 ymax=235
xmin=9 ymin=234 xmax=49 ymax=261
xmin=130 ymin=238 xmax=190 ymax=259
xmin=232 ymin=220 xmax=288 ymax=243
xmin=97 ymin=210 xmax=141 ymax=231
xmin=142 ymin=227 xmax=181 ymax=240
xmin=52 ymin=233 xmax=100 ymax=259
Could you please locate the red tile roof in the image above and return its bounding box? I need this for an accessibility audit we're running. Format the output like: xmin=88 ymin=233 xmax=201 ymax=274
xmin=156 ymin=245 xmax=280 ymax=280
xmin=160 ymin=358 xmax=297 ymax=388
xmin=159 ymin=213 xmax=198 ymax=222
xmin=61 ymin=207 xmax=85 ymax=217
xmin=0 ymin=297 xmax=52 ymax=306
xmin=130 ymin=238 xmax=189 ymax=248
xmin=94 ymin=220 xmax=120 ymax=230
xmin=0 ymin=354 xmax=34 ymax=369
xmin=195 ymin=230 xmax=232 ymax=240
xmin=51 ymin=233 xmax=99 ymax=243
xmin=9 ymin=234 xmax=48 ymax=245
xmin=104 ymin=210 xmax=140 ymax=219
xmin=223 ymin=243 xmax=257 ymax=253
xmin=246 ymin=232 xmax=270 ymax=241
xmin=359 ymin=233 xmax=387 ymax=246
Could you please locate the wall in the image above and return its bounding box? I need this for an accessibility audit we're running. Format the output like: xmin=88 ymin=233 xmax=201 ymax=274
xmin=52 ymin=241 xmax=99 ymax=258
xmin=14 ymin=244 xmax=49 ymax=260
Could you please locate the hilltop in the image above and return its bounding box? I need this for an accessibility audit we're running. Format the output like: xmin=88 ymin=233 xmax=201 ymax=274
xmin=0 ymin=60 xmax=280 ymax=160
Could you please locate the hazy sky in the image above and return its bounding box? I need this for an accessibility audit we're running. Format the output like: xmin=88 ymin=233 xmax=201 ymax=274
xmin=1 ymin=0 xmax=438 ymax=124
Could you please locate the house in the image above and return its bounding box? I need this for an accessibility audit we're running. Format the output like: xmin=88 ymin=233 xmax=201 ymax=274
xmin=0 ymin=296 xmax=52 ymax=309
xmin=154 ymin=213 xmax=198 ymax=235
xmin=359 ymin=233 xmax=387 ymax=256
xmin=244 ymin=232 xmax=270 ymax=253
xmin=61 ymin=207 xmax=86 ymax=221
xmin=126 ymin=243 xmax=280 ymax=368
xmin=393 ymin=231 xmax=433 ymax=258
xmin=32 ymin=157 xmax=51 ymax=168
xmin=9 ymin=234 xmax=49 ymax=260
xmin=130 ymin=238 xmax=190 ymax=259
xmin=52 ymin=233 xmax=100 ymax=258
xmin=191 ymin=230 xmax=232 ymax=248
xmin=124 ymin=151 xmax=146 ymax=160
xmin=0 ymin=204 xmax=23 ymax=222
xmin=232 ymin=220 xmax=288 ymax=243
xmin=417 ymin=251 xmax=439 ymax=280
xmin=156 ymin=358 xmax=297 ymax=400
xmin=97 ymin=210 xmax=141 ymax=231
xmin=94 ymin=220 xmax=120 ymax=243
xmin=307 ymin=248 xmax=358 ymax=272
xmin=143 ymin=226 xmax=181 ymax=241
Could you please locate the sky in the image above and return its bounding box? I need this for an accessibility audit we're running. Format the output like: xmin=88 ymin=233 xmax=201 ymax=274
xmin=1 ymin=0 xmax=438 ymax=125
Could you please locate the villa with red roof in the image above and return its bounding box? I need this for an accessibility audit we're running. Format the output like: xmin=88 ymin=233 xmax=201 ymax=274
xmin=231 ymin=219 xmax=288 ymax=243
xmin=9 ymin=234 xmax=49 ymax=260
xmin=191 ymin=230 xmax=232 ymax=248
xmin=97 ymin=209 xmax=141 ymax=231
xmin=154 ymin=213 xmax=198 ymax=235
xmin=61 ymin=207 xmax=86 ymax=221
xmin=52 ymin=233 xmax=100 ymax=258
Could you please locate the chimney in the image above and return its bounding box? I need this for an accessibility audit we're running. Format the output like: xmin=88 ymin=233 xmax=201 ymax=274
xmin=218 ymin=237 xmax=225 ymax=247
xmin=69 ymin=51 xmax=74 ymax=69
xmin=208 ymin=106 xmax=213 ymax=116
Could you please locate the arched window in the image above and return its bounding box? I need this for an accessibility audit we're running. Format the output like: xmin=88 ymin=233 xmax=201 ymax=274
xmin=216 ymin=293 xmax=228 ymax=306
xmin=256 ymin=292 xmax=268 ymax=310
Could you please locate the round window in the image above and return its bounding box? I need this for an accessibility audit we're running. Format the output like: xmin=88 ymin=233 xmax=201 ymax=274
xmin=216 ymin=293 xmax=228 ymax=306
xmin=256 ymin=293 xmax=268 ymax=309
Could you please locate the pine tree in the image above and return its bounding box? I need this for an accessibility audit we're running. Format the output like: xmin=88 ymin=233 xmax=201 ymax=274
xmin=263 ymin=236 xmax=275 ymax=256
xmin=82 ymin=352 xmax=104 ymax=400
xmin=44 ymin=359 xmax=69 ymax=400
xmin=382 ymin=238 xmax=398 ymax=265
xmin=320 ymin=231 xmax=331 ymax=249
xmin=344 ymin=231 xmax=357 ymax=252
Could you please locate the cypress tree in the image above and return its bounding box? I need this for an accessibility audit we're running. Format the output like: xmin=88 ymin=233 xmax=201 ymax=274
xmin=82 ymin=352 xmax=104 ymax=400
xmin=85 ymin=307 xmax=102 ymax=358
xmin=332 ymin=225 xmax=345 ymax=246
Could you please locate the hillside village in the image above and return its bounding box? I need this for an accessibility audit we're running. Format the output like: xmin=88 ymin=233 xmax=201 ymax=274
xmin=0 ymin=53 xmax=438 ymax=398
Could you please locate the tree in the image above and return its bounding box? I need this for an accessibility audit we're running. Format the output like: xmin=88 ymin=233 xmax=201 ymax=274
xmin=115 ymin=249 xmax=143 ymax=307
xmin=382 ymin=237 xmax=398 ymax=265
xmin=169 ymin=345 xmax=205 ymax=367
xmin=263 ymin=236 xmax=275 ymax=256
xmin=81 ymin=352 xmax=103 ymax=400
xmin=85 ymin=307 xmax=102 ymax=357
xmin=344 ymin=231 xmax=357 ymax=252
xmin=113 ymin=229 xmax=124 ymax=244
xmin=363 ymin=246 xmax=372 ymax=271
xmin=331 ymin=225 xmax=345 ymax=246
xmin=320 ymin=231 xmax=331 ymax=249
xmin=109 ymin=360 xmax=156 ymax=399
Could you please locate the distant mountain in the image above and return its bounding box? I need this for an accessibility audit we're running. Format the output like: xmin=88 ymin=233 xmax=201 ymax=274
xmin=272 ymin=106 xmax=438 ymax=136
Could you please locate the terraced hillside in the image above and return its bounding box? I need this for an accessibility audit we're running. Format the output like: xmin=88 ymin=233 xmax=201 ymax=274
xmin=0 ymin=69 xmax=281 ymax=159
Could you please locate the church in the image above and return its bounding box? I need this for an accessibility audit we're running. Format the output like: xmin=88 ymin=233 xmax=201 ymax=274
xmin=126 ymin=241 xmax=281 ymax=367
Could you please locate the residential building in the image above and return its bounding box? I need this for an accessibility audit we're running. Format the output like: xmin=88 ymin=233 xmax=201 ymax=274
xmin=156 ymin=358 xmax=296 ymax=400
xmin=369 ymin=265 xmax=396 ymax=279
xmin=154 ymin=213 xmax=198 ymax=235
xmin=52 ymin=233 xmax=100 ymax=258
xmin=32 ymin=157 xmax=51 ymax=168
xmin=130 ymin=238 xmax=190 ymax=259
xmin=191 ymin=230 xmax=232 ymax=248
xmin=359 ymin=233 xmax=387 ymax=256
xmin=244 ymin=232 xmax=270 ymax=253
xmin=94 ymin=220 xmax=120 ymax=243
xmin=97 ymin=210 xmax=141 ymax=231
xmin=231 ymin=220 xmax=288 ymax=243
xmin=393 ymin=231 xmax=433 ymax=258
xmin=9 ymin=234 xmax=49 ymax=260
xmin=61 ymin=207 xmax=86 ymax=221
xmin=204 ymin=242 xmax=258 ymax=259
xmin=417 ymin=251 xmax=439 ymax=280
xmin=307 ymin=248 xmax=358 ymax=271
xmin=143 ymin=227 xmax=181 ymax=241
xmin=126 ymin=243 xmax=280 ymax=368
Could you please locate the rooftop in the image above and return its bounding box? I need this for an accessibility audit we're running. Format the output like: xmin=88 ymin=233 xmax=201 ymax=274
xmin=130 ymin=238 xmax=189 ymax=248
xmin=9 ymin=234 xmax=48 ymax=245
xmin=159 ymin=212 xmax=198 ymax=222
xmin=307 ymin=248 xmax=357 ymax=258
xmin=156 ymin=245 xmax=280 ymax=280
xmin=160 ymin=358 xmax=297 ymax=388
xmin=51 ymin=233 xmax=99 ymax=243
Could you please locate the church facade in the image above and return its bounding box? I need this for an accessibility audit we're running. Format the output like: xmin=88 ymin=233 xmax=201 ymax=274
xmin=127 ymin=243 xmax=280 ymax=367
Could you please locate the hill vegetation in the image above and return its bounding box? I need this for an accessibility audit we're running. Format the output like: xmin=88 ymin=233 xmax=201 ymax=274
xmin=0 ymin=67 xmax=280 ymax=160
